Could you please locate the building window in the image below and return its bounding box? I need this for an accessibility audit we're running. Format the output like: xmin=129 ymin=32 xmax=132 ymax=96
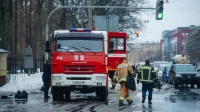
xmin=182 ymin=33 xmax=185 ymax=35
xmin=186 ymin=33 xmax=189 ymax=35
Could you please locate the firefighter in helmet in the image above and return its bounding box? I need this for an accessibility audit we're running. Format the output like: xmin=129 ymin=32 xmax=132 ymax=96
xmin=113 ymin=58 xmax=135 ymax=106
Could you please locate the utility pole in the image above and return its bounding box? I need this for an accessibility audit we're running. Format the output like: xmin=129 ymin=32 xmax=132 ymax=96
xmin=30 ymin=0 xmax=32 ymax=46
xmin=27 ymin=0 xmax=32 ymax=76
xmin=80 ymin=2 xmax=83 ymax=28
xmin=88 ymin=0 xmax=92 ymax=28
xmin=15 ymin=0 xmax=17 ymax=54
xmin=14 ymin=0 xmax=18 ymax=78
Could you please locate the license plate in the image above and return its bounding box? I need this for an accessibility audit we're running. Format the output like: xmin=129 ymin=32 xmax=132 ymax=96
xmin=73 ymin=81 xmax=85 ymax=85
xmin=56 ymin=83 xmax=61 ymax=86
xmin=75 ymin=85 xmax=82 ymax=88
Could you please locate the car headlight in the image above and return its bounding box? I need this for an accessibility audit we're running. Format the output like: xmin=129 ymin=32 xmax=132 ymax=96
xmin=176 ymin=74 xmax=182 ymax=77
xmin=52 ymin=76 xmax=62 ymax=80
xmin=96 ymin=76 xmax=106 ymax=80
xmin=196 ymin=74 xmax=200 ymax=77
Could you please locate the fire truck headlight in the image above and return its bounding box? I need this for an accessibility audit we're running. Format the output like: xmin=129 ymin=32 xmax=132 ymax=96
xmin=52 ymin=76 xmax=62 ymax=80
xmin=196 ymin=74 xmax=200 ymax=77
xmin=96 ymin=76 xmax=106 ymax=81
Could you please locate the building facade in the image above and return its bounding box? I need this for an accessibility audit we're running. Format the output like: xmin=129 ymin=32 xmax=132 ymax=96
xmin=169 ymin=27 xmax=191 ymax=57
xmin=186 ymin=26 xmax=200 ymax=62
xmin=141 ymin=41 xmax=161 ymax=62
xmin=162 ymin=27 xmax=193 ymax=61
xmin=162 ymin=30 xmax=171 ymax=61
xmin=128 ymin=41 xmax=161 ymax=64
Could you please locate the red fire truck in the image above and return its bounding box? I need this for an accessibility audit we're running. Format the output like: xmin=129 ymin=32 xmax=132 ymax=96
xmin=106 ymin=32 xmax=127 ymax=83
xmin=50 ymin=28 xmax=126 ymax=101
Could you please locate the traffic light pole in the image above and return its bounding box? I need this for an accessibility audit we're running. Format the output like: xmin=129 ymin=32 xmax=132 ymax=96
xmin=45 ymin=6 xmax=156 ymax=60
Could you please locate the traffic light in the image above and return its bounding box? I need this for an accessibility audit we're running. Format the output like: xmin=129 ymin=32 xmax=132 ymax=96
xmin=135 ymin=31 xmax=139 ymax=37
xmin=156 ymin=0 xmax=164 ymax=20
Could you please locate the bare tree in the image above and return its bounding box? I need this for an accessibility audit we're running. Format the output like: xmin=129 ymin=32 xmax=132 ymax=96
xmin=0 ymin=0 xmax=152 ymax=57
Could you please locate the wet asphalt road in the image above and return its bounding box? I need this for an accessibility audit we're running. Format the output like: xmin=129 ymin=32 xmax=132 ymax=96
xmin=0 ymin=84 xmax=200 ymax=112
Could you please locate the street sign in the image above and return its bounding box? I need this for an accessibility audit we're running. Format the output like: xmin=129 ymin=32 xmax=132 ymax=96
xmin=94 ymin=16 xmax=118 ymax=31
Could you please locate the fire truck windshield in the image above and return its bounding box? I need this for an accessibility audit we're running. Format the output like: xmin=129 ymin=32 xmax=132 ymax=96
xmin=56 ymin=38 xmax=103 ymax=52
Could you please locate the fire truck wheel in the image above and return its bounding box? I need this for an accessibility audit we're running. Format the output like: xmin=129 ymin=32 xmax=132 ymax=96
xmin=52 ymin=87 xmax=59 ymax=101
xmin=197 ymin=83 xmax=200 ymax=88
xmin=99 ymin=87 xmax=108 ymax=101
xmin=96 ymin=91 xmax=100 ymax=97
xmin=65 ymin=90 xmax=71 ymax=101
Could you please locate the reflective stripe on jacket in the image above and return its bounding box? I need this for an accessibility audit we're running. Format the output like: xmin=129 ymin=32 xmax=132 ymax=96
xmin=113 ymin=62 xmax=134 ymax=83
xmin=138 ymin=64 xmax=156 ymax=84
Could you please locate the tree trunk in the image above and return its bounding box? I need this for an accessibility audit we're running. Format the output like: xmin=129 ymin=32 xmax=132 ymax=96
xmin=0 ymin=0 xmax=6 ymax=49
xmin=14 ymin=0 xmax=17 ymax=54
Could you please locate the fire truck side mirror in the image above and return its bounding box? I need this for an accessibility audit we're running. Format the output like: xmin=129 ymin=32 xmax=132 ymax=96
xmin=108 ymin=41 xmax=114 ymax=53
xmin=108 ymin=49 xmax=113 ymax=53
xmin=110 ymin=41 xmax=114 ymax=49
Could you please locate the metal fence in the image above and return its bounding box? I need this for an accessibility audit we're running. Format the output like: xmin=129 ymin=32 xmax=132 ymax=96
xmin=6 ymin=56 xmax=45 ymax=82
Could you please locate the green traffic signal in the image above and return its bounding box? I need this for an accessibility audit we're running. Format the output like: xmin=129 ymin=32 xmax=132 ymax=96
xmin=156 ymin=0 xmax=164 ymax=20
xmin=157 ymin=13 xmax=163 ymax=19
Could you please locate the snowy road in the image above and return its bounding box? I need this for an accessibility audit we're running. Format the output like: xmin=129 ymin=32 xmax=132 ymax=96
xmin=1 ymin=84 xmax=200 ymax=112
xmin=1 ymin=73 xmax=200 ymax=112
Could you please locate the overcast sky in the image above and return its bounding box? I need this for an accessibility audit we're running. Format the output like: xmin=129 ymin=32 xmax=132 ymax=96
xmin=133 ymin=0 xmax=200 ymax=43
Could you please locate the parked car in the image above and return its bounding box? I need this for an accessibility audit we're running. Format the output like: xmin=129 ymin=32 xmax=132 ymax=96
xmin=135 ymin=62 xmax=154 ymax=73
xmin=196 ymin=62 xmax=200 ymax=71
xmin=153 ymin=61 xmax=170 ymax=71
xmin=135 ymin=62 xmax=145 ymax=73
xmin=157 ymin=64 xmax=172 ymax=82
xmin=169 ymin=64 xmax=200 ymax=88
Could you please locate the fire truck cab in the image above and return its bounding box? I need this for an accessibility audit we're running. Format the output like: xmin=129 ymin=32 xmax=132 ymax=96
xmin=50 ymin=28 xmax=126 ymax=101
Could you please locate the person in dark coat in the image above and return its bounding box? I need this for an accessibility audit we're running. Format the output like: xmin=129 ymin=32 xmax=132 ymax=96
xmin=42 ymin=60 xmax=51 ymax=99
xmin=40 ymin=61 xmax=49 ymax=92
xmin=138 ymin=59 xmax=156 ymax=104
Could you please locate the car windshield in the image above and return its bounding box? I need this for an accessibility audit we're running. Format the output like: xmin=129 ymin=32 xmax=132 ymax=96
xmin=56 ymin=37 xmax=103 ymax=52
xmin=138 ymin=63 xmax=153 ymax=68
xmin=154 ymin=62 xmax=169 ymax=67
xmin=139 ymin=63 xmax=145 ymax=67
xmin=175 ymin=65 xmax=196 ymax=72
xmin=159 ymin=66 xmax=171 ymax=71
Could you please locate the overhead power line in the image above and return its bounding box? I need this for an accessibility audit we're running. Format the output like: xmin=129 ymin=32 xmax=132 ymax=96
xmin=166 ymin=8 xmax=200 ymax=11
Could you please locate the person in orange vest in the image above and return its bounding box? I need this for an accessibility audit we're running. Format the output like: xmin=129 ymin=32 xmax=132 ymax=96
xmin=113 ymin=58 xmax=135 ymax=106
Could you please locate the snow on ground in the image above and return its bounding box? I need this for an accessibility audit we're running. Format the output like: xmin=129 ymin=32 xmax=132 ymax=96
xmin=0 ymin=72 xmax=172 ymax=94
xmin=0 ymin=73 xmax=43 ymax=93
xmin=0 ymin=73 xmax=114 ymax=93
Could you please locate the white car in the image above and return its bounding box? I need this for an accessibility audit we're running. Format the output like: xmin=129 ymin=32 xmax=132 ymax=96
xmin=135 ymin=62 xmax=154 ymax=73
xmin=157 ymin=64 xmax=172 ymax=82
xmin=153 ymin=61 xmax=170 ymax=71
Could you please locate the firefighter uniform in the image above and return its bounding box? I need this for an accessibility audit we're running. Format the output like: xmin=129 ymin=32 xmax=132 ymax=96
xmin=113 ymin=59 xmax=134 ymax=106
xmin=138 ymin=60 xmax=156 ymax=104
